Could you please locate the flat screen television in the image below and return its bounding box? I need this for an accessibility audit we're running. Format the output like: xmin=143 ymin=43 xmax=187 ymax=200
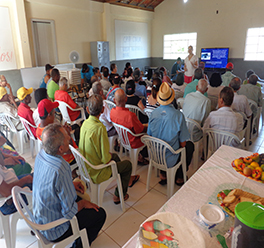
xmin=200 ymin=48 xmax=229 ymax=69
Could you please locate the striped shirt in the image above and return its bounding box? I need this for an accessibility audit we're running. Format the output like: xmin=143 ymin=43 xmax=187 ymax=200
xmin=33 ymin=149 xmax=78 ymax=241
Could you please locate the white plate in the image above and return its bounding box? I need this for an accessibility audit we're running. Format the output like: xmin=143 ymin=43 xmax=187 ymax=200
xmin=137 ymin=212 xmax=206 ymax=248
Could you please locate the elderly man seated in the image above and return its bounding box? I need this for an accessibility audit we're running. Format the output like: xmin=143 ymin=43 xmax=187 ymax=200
xmin=147 ymin=83 xmax=194 ymax=186
xmin=79 ymin=95 xmax=140 ymax=204
xmin=182 ymin=79 xmax=211 ymax=142
xmin=203 ymin=86 xmax=244 ymax=146
xmin=110 ymin=89 xmax=148 ymax=164
xmin=33 ymin=123 xmax=106 ymax=246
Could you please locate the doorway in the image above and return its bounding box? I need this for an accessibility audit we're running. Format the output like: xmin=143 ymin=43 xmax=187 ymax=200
xmin=31 ymin=19 xmax=58 ymax=66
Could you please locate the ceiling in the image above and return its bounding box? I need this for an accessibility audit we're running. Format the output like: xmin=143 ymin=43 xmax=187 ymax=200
xmin=92 ymin=0 xmax=164 ymax=11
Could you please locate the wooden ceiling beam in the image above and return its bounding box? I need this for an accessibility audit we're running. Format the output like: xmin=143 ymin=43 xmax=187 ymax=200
xmin=145 ymin=0 xmax=155 ymax=7
xmin=137 ymin=0 xmax=146 ymax=6
xmin=109 ymin=1 xmax=154 ymax=11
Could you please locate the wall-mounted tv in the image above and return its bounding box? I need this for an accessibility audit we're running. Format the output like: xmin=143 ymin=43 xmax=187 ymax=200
xmin=200 ymin=48 xmax=229 ymax=69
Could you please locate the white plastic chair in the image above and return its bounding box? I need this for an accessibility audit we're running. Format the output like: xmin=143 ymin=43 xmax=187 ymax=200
xmin=55 ymin=100 xmax=85 ymax=126
xmin=203 ymin=128 xmax=245 ymax=160
xmin=104 ymin=100 xmax=116 ymax=111
xmin=0 ymin=194 xmax=27 ymax=248
xmin=141 ymin=135 xmax=186 ymax=198
xmin=144 ymin=108 xmax=153 ymax=118
xmin=174 ymin=90 xmax=184 ymax=100
xmin=19 ymin=116 xmax=39 ymax=158
xmin=0 ymin=113 xmax=25 ymax=154
xmin=11 ymin=186 xmax=90 ymax=248
xmin=125 ymin=104 xmax=147 ymax=120
xmin=112 ymin=122 xmax=146 ymax=176
xmin=176 ymin=98 xmax=184 ymax=109
xmin=69 ymin=145 xmax=125 ymax=212
xmin=108 ymin=134 xmax=119 ymax=153
xmin=185 ymin=118 xmax=203 ymax=171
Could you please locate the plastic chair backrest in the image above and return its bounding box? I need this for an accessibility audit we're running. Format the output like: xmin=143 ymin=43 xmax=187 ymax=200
xmin=125 ymin=104 xmax=147 ymax=120
xmin=19 ymin=116 xmax=37 ymax=140
xmin=174 ymin=90 xmax=184 ymax=100
xmin=144 ymin=108 xmax=153 ymax=118
xmin=176 ymin=98 xmax=184 ymax=109
xmin=185 ymin=118 xmax=202 ymax=142
xmin=0 ymin=112 xmax=18 ymax=133
xmin=204 ymin=128 xmax=241 ymax=153
xmin=104 ymin=100 xmax=116 ymax=111
xmin=55 ymin=100 xmax=72 ymax=123
xmin=141 ymin=135 xmax=183 ymax=170
xmin=112 ymin=122 xmax=143 ymax=150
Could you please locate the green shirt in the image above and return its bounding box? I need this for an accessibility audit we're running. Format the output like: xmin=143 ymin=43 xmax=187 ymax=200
xmin=47 ymin=80 xmax=59 ymax=101
xmin=183 ymin=79 xmax=208 ymax=98
xmin=79 ymin=115 xmax=112 ymax=184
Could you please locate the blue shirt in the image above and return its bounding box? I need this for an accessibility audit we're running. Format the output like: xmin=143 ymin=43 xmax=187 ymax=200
xmin=39 ymin=74 xmax=47 ymax=88
xmin=33 ymin=149 xmax=78 ymax=241
xmin=80 ymin=65 xmax=94 ymax=81
xmin=183 ymin=79 xmax=208 ymax=98
xmin=171 ymin=62 xmax=181 ymax=81
xmin=147 ymin=104 xmax=190 ymax=168
xmin=135 ymin=83 xmax=147 ymax=99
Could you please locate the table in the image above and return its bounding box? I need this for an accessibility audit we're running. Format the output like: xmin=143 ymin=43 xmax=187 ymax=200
xmin=123 ymin=145 xmax=264 ymax=248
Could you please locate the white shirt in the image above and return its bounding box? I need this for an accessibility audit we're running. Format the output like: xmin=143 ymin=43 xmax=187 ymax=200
xmin=207 ymin=85 xmax=224 ymax=97
xmin=184 ymin=54 xmax=198 ymax=77
xmin=100 ymin=101 xmax=113 ymax=131
xmin=0 ymin=164 xmax=18 ymax=206
xmin=171 ymin=83 xmax=187 ymax=93
xmin=33 ymin=108 xmax=40 ymax=127
xmin=203 ymin=106 xmax=244 ymax=138
xmin=231 ymin=92 xmax=252 ymax=118
xmin=182 ymin=91 xmax=211 ymax=141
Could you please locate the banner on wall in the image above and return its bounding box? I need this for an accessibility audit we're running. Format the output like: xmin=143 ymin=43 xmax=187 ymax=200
xmin=115 ymin=20 xmax=148 ymax=61
xmin=0 ymin=6 xmax=17 ymax=70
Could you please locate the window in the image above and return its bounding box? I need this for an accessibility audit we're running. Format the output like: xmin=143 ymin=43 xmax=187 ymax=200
xmin=163 ymin=32 xmax=197 ymax=60
xmin=244 ymin=27 xmax=264 ymax=61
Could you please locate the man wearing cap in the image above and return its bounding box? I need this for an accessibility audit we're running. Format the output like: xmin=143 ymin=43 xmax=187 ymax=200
xmin=17 ymin=87 xmax=36 ymax=138
xmin=182 ymin=79 xmax=211 ymax=142
xmin=40 ymin=64 xmax=54 ymax=88
xmin=36 ymin=99 xmax=79 ymax=170
xmin=171 ymin=57 xmax=183 ymax=81
xmin=47 ymin=68 xmax=60 ymax=101
xmin=0 ymin=75 xmax=15 ymax=105
xmin=221 ymin=62 xmax=236 ymax=86
xmin=183 ymin=68 xmax=208 ymax=98
xmin=238 ymin=74 xmax=262 ymax=107
xmin=0 ymin=87 xmax=22 ymax=130
xmin=147 ymin=83 xmax=194 ymax=186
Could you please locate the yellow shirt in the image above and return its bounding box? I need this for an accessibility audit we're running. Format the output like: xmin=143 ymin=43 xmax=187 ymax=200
xmin=79 ymin=115 xmax=112 ymax=184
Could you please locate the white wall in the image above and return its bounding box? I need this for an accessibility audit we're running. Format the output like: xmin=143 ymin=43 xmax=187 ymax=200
xmin=152 ymin=0 xmax=264 ymax=59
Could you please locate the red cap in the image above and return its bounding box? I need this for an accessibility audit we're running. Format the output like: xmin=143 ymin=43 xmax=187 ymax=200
xmin=226 ymin=62 xmax=234 ymax=70
xmin=38 ymin=99 xmax=59 ymax=118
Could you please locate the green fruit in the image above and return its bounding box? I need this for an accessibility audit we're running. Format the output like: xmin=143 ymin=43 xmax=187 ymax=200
xmin=248 ymin=165 xmax=255 ymax=171
xmin=153 ymin=220 xmax=171 ymax=231
xmin=261 ymin=164 xmax=264 ymax=171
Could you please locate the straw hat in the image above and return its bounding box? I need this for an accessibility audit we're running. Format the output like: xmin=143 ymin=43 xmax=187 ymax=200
xmin=157 ymin=82 xmax=175 ymax=105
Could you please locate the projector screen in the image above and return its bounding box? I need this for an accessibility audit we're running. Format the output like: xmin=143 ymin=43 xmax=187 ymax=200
xmin=201 ymin=48 xmax=229 ymax=69
xmin=115 ymin=20 xmax=148 ymax=61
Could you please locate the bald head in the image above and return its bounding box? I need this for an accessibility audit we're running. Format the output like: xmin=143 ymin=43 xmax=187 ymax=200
xmin=114 ymin=89 xmax=127 ymax=107
xmin=197 ymin=79 xmax=208 ymax=94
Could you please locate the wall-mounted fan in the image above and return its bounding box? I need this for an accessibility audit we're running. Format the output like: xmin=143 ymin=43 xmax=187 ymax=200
xmin=69 ymin=51 xmax=80 ymax=68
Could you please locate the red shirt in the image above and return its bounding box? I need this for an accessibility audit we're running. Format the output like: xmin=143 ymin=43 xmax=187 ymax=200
xmin=36 ymin=125 xmax=78 ymax=164
xmin=110 ymin=106 xmax=145 ymax=148
xmin=54 ymin=90 xmax=80 ymax=121
xmin=17 ymin=102 xmax=37 ymax=138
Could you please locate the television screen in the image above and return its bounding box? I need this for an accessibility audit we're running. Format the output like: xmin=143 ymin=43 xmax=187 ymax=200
xmin=200 ymin=48 xmax=229 ymax=69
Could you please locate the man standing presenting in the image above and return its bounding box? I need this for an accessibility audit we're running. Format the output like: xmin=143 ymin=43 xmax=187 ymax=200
xmin=33 ymin=123 xmax=106 ymax=246
xmin=182 ymin=79 xmax=211 ymax=142
xmin=147 ymin=83 xmax=194 ymax=185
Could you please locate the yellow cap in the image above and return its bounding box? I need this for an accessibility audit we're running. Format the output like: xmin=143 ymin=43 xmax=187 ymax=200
xmin=17 ymin=87 xmax=33 ymax=101
xmin=0 ymin=87 xmax=7 ymax=100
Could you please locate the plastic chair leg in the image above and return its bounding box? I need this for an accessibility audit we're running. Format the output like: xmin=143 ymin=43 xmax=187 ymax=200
xmin=116 ymin=174 xmax=125 ymax=212
xmin=193 ymin=142 xmax=199 ymax=171
xmin=1 ymin=215 xmax=12 ymax=248
xmin=131 ymin=149 xmax=140 ymax=175
xmin=10 ymin=212 xmax=20 ymax=248
xmin=166 ymin=169 xmax=174 ymax=198
xmin=146 ymin=162 xmax=152 ymax=192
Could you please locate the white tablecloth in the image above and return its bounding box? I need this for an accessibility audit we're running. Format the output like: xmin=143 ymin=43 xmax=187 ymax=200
xmin=123 ymin=145 xmax=264 ymax=248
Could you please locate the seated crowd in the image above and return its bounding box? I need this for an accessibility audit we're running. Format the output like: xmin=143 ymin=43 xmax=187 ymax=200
xmin=0 ymin=59 xmax=262 ymax=246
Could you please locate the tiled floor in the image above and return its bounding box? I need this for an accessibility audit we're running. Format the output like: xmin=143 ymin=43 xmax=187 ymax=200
xmin=1 ymin=123 xmax=264 ymax=248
